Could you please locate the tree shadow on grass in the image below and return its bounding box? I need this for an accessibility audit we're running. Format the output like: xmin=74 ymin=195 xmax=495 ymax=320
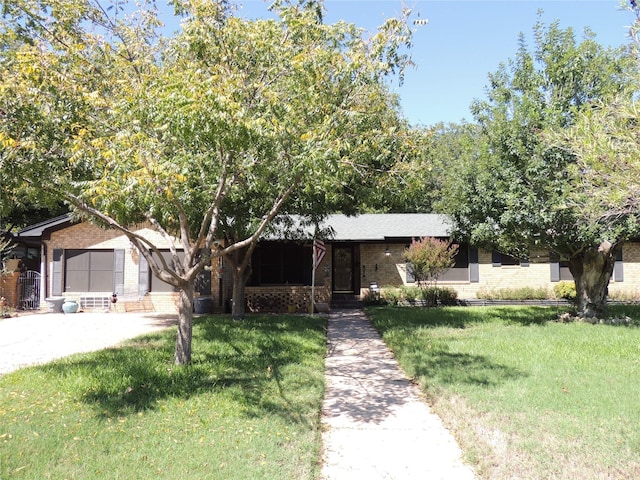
xmin=42 ymin=315 xmax=326 ymax=424
xmin=410 ymin=349 xmax=525 ymax=390
xmin=368 ymin=305 xmax=563 ymax=330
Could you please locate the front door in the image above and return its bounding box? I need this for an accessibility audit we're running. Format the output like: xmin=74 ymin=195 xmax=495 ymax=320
xmin=333 ymin=245 xmax=354 ymax=293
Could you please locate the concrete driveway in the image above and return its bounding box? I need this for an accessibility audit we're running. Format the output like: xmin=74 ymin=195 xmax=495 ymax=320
xmin=0 ymin=311 xmax=177 ymax=375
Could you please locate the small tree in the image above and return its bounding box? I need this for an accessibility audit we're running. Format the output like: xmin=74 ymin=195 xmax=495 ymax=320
xmin=403 ymin=237 xmax=458 ymax=288
xmin=0 ymin=236 xmax=14 ymax=275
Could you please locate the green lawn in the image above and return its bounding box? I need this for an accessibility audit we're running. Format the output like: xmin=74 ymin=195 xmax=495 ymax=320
xmin=367 ymin=305 xmax=640 ymax=479
xmin=0 ymin=314 xmax=326 ymax=480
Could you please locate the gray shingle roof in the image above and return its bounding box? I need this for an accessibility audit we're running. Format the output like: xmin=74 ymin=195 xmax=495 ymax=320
xmin=15 ymin=214 xmax=73 ymax=239
xmin=320 ymin=214 xmax=452 ymax=241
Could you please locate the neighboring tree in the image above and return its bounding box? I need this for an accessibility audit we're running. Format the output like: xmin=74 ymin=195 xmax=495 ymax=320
xmin=437 ymin=17 xmax=638 ymax=317
xmin=403 ymin=236 xmax=458 ymax=287
xmin=0 ymin=0 xmax=417 ymax=363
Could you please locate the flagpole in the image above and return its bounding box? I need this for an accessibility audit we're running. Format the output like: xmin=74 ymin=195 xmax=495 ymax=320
xmin=311 ymin=239 xmax=316 ymax=315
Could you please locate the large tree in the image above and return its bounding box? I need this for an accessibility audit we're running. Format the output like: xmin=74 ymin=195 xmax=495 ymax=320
xmin=0 ymin=0 xmax=417 ymax=363
xmin=437 ymin=17 xmax=638 ymax=318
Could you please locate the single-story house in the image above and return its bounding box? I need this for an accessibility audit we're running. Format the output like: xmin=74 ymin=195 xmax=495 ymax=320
xmin=3 ymin=213 xmax=639 ymax=313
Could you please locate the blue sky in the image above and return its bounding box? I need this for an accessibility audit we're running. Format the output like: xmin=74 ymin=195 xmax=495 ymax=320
xmin=164 ymin=1 xmax=636 ymax=127
xmin=234 ymin=0 xmax=633 ymax=125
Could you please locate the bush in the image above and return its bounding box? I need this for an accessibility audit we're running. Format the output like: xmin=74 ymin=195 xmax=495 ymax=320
xmin=399 ymin=285 xmax=420 ymax=302
xmin=477 ymin=287 xmax=550 ymax=300
xmin=437 ymin=287 xmax=459 ymax=305
xmin=362 ymin=289 xmax=386 ymax=306
xmin=553 ymin=281 xmax=576 ymax=302
xmin=419 ymin=286 xmax=438 ymax=306
xmin=380 ymin=287 xmax=402 ymax=306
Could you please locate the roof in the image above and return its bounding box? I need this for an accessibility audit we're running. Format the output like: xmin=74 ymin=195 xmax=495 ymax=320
xmin=15 ymin=213 xmax=453 ymax=243
xmin=15 ymin=214 xmax=74 ymax=239
xmin=321 ymin=214 xmax=452 ymax=241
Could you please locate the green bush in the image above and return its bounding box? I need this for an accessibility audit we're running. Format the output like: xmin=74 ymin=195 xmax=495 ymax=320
xmin=380 ymin=287 xmax=402 ymax=306
xmin=362 ymin=289 xmax=386 ymax=306
xmin=399 ymin=285 xmax=420 ymax=302
xmin=436 ymin=286 xmax=459 ymax=305
xmin=477 ymin=286 xmax=550 ymax=300
xmin=553 ymin=281 xmax=576 ymax=301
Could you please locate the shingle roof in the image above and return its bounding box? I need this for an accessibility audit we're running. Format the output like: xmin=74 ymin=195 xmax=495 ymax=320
xmin=15 ymin=214 xmax=73 ymax=239
xmin=16 ymin=213 xmax=452 ymax=243
xmin=320 ymin=214 xmax=452 ymax=241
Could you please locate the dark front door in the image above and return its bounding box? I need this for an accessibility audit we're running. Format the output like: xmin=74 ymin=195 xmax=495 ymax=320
xmin=333 ymin=245 xmax=354 ymax=293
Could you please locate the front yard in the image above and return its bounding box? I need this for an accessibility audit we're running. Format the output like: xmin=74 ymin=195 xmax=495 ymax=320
xmin=0 ymin=314 xmax=326 ymax=479
xmin=367 ymin=305 xmax=640 ymax=479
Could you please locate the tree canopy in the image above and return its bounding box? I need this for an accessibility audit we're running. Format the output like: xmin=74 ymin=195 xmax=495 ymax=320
xmin=0 ymin=0 xmax=419 ymax=363
xmin=437 ymin=17 xmax=639 ymax=317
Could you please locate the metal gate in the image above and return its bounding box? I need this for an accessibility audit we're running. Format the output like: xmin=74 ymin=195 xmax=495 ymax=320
xmin=19 ymin=271 xmax=41 ymax=310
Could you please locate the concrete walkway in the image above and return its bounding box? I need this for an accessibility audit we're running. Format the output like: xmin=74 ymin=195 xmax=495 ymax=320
xmin=321 ymin=310 xmax=477 ymax=480
xmin=0 ymin=311 xmax=177 ymax=375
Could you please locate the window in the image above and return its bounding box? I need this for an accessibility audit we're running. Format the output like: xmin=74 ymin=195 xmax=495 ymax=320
xmin=65 ymin=250 xmax=114 ymax=292
xmin=406 ymin=242 xmax=472 ymax=283
xmin=249 ymin=242 xmax=312 ymax=285
xmin=550 ymin=253 xmax=574 ymax=282
xmin=150 ymin=250 xmax=184 ymax=292
xmin=492 ymin=250 xmax=529 ymax=267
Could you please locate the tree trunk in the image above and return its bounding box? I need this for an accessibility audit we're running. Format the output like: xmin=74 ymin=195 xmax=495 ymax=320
xmin=568 ymin=241 xmax=620 ymax=319
xmin=231 ymin=264 xmax=251 ymax=320
xmin=174 ymin=283 xmax=195 ymax=365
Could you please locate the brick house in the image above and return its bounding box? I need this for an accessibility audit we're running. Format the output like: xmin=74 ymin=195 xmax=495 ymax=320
xmin=6 ymin=213 xmax=640 ymax=313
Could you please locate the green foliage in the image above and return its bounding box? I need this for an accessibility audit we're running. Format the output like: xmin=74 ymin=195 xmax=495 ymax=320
xmin=399 ymin=285 xmax=420 ymax=302
xmin=476 ymin=287 xmax=550 ymax=300
xmin=378 ymin=285 xmax=458 ymax=306
xmin=437 ymin=16 xmax=638 ymax=315
xmin=553 ymin=281 xmax=577 ymax=301
xmin=0 ymin=314 xmax=326 ymax=479
xmin=434 ymin=286 xmax=458 ymax=305
xmin=403 ymin=237 xmax=458 ymax=286
xmin=367 ymin=305 xmax=640 ymax=478
xmin=380 ymin=287 xmax=402 ymax=305
xmin=0 ymin=0 xmax=420 ymax=360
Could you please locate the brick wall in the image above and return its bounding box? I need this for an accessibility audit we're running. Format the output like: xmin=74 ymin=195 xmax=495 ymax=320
xmin=46 ymin=222 xmax=185 ymax=313
xmin=43 ymin=220 xmax=640 ymax=311
xmin=359 ymin=243 xmax=640 ymax=300
xmin=0 ymin=272 xmax=20 ymax=308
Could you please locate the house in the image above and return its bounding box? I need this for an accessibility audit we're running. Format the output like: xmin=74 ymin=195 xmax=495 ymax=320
xmin=4 ymin=213 xmax=640 ymax=313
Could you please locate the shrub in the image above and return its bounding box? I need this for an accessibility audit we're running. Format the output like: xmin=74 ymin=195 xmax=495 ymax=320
xmin=419 ymin=286 xmax=438 ymax=306
xmin=362 ymin=289 xmax=386 ymax=306
xmin=477 ymin=287 xmax=550 ymax=300
xmin=381 ymin=288 xmax=402 ymax=306
xmin=553 ymin=281 xmax=576 ymax=302
xmin=399 ymin=285 xmax=420 ymax=302
xmin=437 ymin=287 xmax=459 ymax=305
xmin=403 ymin=237 xmax=458 ymax=286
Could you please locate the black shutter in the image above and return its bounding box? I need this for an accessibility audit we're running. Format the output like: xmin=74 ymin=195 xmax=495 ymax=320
xmin=492 ymin=250 xmax=501 ymax=267
xmin=469 ymin=247 xmax=479 ymax=283
xmin=52 ymin=248 xmax=63 ymax=296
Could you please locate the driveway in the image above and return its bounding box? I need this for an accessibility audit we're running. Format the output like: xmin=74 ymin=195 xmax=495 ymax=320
xmin=0 ymin=311 xmax=177 ymax=375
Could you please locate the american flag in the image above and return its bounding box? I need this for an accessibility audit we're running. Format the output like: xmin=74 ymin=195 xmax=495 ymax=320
xmin=313 ymin=239 xmax=326 ymax=270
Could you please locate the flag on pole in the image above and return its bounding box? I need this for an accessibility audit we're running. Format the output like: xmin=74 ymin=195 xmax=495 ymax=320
xmin=313 ymin=239 xmax=326 ymax=270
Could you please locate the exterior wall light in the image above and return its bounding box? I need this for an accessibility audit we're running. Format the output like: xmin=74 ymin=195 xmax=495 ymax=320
xmin=385 ymin=246 xmax=391 ymax=257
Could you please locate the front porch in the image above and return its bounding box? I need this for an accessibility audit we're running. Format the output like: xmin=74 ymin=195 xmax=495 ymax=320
xmin=245 ymin=285 xmax=331 ymax=313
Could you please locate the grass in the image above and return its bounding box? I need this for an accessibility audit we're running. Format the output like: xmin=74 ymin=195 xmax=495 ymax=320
xmin=0 ymin=314 xmax=327 ymax=480
xmin=367 ymin=305 xmax=640 ymax=479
